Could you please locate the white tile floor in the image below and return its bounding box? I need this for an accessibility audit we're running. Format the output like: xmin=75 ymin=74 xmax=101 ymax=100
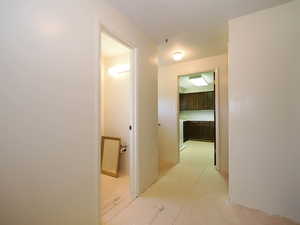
xmin=102 ymin=141 xmax=298 ymax=225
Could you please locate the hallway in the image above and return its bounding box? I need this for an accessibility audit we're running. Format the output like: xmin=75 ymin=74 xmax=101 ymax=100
xmin=2 ymin=1 xmax=299 ymax=225
xmin=104 ymin=141 xmax=298 ymax=225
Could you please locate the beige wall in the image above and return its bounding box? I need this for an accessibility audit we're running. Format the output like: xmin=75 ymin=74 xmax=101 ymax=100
xmin=158 ymin=54 xmax=228 ymax=174
xmin=179 ymin=110 xmax=214 ymax=121
xmin=180 ymin=84 xmax=214 ymax=93
xmin=102 ymin=54 xmax=131 ymax=175
xmin=229 ymin=0 xmax=300 ymax=222
xmin=0 ymin=1 xmax=158 ymax=225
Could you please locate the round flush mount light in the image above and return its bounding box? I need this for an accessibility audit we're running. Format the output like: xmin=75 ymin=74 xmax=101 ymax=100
xmin=172 ymin=51 xmax=184 ymax=61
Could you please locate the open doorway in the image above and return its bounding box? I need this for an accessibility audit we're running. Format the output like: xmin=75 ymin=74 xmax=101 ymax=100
xmin=177 ymin=71 xmax=219 ymax=168
xmin=99 ymin=30 xmax=136 ymax=223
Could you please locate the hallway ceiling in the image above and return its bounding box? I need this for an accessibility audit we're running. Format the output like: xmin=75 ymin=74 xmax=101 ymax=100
xmin=108 ymin=0 xmax=291 ymax=65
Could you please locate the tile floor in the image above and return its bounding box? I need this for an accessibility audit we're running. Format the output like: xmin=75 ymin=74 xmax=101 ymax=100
xmin=102 ymin=141 xmax=299 ymax=225
xmin=101 ymin=174 xmax=133 ymax=223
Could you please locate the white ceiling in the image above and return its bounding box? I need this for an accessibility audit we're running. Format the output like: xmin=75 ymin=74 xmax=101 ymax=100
xmin=108 ymin=0 xmax=291 ymax=65
xmin=101 ymin=32 xmax=130 ymax=59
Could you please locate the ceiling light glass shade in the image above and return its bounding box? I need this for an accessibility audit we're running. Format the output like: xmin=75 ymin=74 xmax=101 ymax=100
xmin=108 ymin=64 xmax=130 ymax=76
xmin=189 ymin=76 xmax=208 ymax=86
xmin=172 ymin=52 xmax=184 ymax=61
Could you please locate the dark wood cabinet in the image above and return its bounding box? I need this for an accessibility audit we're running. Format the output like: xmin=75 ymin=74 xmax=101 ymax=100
xmin=179 ymin=91 xmax=214 ymax=111
xmin=183 ymin=121 xmax=215 ymax=142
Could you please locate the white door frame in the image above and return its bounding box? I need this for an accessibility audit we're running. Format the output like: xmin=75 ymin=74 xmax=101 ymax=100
xmin=97 ymin=25 xmax=139 ymax=203
xmin=176 ymin=68 xmax=220 ymax=170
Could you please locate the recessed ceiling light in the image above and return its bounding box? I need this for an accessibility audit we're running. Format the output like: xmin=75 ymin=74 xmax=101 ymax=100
xmin=172 ymin=51 xmax=184 ymax=61
xmin=189 ymin=76 xmax=208 ymax=86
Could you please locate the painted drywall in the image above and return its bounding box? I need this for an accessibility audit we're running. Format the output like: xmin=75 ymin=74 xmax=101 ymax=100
xmin=158 ymin=54 xmax=228 ymax=174
xmin=102 ymin=54 xmax=131 ymax=175
xmin=0 ymin=1 xmax=158 ymax=225
xmin=229 ymin=0 xmax=300 ymax=222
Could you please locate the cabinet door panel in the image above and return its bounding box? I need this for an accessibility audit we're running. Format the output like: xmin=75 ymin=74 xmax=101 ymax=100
xmin=183 ymin=121 xmax=215 ymax=142
xmin=180 ymin=91 xmax=215 ymax=111
xmin=207 ymin=92 xmax=214 ymax=109
xmin=179 ymin=94 xmax=184 ymax=110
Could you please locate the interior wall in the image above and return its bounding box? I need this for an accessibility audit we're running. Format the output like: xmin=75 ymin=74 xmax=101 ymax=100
xmin=0 ymin=1 xmax=158 ymax=225
xmin=228 ymin=0 xmax=300 ymax=222
xmin=158 ymin=54 xmax=228 ymax=174
xmin=180 ymin=84 xmax=214 ymax=93
xmin=179 ymin=110 xmax=214 ymax=121
xmin=102 ymin=54 xmax=130 ymax=175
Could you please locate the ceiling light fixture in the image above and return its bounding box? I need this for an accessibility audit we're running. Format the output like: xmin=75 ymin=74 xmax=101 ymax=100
xmin=108 ymin=64 xmax=130 ymax=77
xmin=172 ymin=51 xmax=184 ymax=61
xmin=189 ymin=76 xmax=208 ymax=86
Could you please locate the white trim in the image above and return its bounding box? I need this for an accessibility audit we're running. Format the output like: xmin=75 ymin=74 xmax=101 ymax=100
xmin=95 ymin=24 xmax=102 ymax=225
xmin=176 ymin=68 xmax=220 ymax=170
xmin=176 ymin=78 xmax=181 ymax=164
xmin=98 ymin=26 xmax=139 ymax=206
xmin=214 ymin=69 xmax=220 ymax=170
xmin=130 ymin=47 xmax=139 ymax=197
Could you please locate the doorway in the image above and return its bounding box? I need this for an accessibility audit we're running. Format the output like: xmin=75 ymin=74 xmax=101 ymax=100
xmin=99 ymin=30 xmax=137 ymax=223
xmin=177 ymin=70 xmax=219 ymax=168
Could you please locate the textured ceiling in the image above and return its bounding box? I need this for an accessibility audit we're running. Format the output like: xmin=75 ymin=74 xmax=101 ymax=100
xmin=108 ymin=0 xmax=291 ymax=65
